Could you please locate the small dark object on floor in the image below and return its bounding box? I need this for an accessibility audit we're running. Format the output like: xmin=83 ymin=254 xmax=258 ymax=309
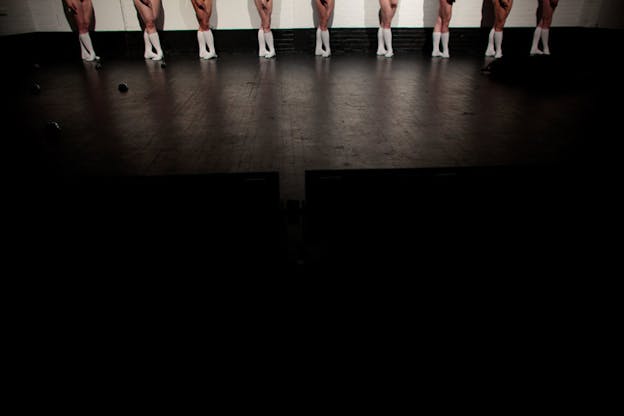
xmin=118 ymin=82 xmax=129 ymax=92
xmin=30 ymin=82 xmax=41 ymax=94
xmin=45 ymin=121 xmax=62 ymax=137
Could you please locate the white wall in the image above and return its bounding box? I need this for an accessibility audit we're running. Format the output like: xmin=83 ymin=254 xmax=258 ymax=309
xmin=598 ymin=0 xmax=624 ymax=29
xmin=0 ymin=0 xmax=34 ymax=35
xmin=1 ymin=0 xmax=620 ymax=34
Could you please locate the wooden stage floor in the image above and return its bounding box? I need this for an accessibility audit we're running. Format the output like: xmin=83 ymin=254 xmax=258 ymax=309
xmin=5 ymin=52 xmax=620 ymax=272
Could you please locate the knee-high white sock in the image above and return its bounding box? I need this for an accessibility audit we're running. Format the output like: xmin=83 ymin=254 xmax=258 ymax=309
xmin=540 ymin=28 xmax=550 ymax=54
xmin=264 ymin=30 xmax=275 ymax=58
xmin=258 ymin=29 xmax=267 ymax=56
xmin=485 ymin=28 xmax=495 ymax=56
xmin=321 ymin=30 xmax=331 ymax=57
xmin=441 ymin=32 xmax=450 ymax=58
xmin=432 ymin=32 xmax=442 ymax=57
xmin=198 ymin=30 xmax=209 ymax=58
xmin=530 ymin=26 xmax=543 ymax=55
xmin=315 ymin=28 xmax=323 ymax=55
xmin=149 ymin=32 xmax=164 ymax=60
xmin=203 ymin=29 xmax=217 ymax=58
xmin=144 ymin=30 xmax=156 ymax=59
xmin=79 ymin=33 xmax=96 ymax=61
xmin=383 ymin=28 xmax=393 ymax=57
xmin=377 ymin=27 xmax=386 ymax=55
xmin=494 ymin=30 xmax=503 ymax=58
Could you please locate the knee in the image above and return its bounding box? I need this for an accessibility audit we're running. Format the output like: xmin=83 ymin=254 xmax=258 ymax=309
xmin=144 ymin=20 xmax=156 ymax=31
xmin=199 ymin=21 xmax=210 ymax=31
xmin=319 ymin=18 xmax=328 ymax=31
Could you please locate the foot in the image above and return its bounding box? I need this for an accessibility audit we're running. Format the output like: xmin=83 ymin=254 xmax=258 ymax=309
xmin=543 ymin=49 xmax=551 ymax=55
xmin=200 ymin=51 xmax=210 ymax=59
xmin=315 ymin=47 xmax=323 ymax=56
xmin=530 ymin=48 xmax=543 ymax=56
xmin=441 ymin=51 xmax=450 ymax=59
xmin=432 ymin=50 xmax=443 ymax=57
xmin=152 ymin=53 xmax=164 ymax=61
xmin=485 ymin=47 xmax=496 ymax=57
xmin=259 ymin=49 xmax=267 ymax=57
xmin=322 ymin=50 xmax=331 ymax=58
xmin=264 ymin=51 xmax=276 ymax=59
xmin=207 ymin=52 xmax=218 ymax=60
xmin=385 ymin=51 xmax=394 ymax=58
xmin=377 ymin=48 xmax=387 ymax=56
xmin=494 ymin=51 xmax=503 ymax=59
xmin=145 ymin=51 xmax=157 ymax=59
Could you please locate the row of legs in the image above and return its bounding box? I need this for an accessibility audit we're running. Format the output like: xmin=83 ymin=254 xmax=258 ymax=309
xmin=77 ymin=26 xmax=555 ymax=63
xmin=433 ymin=27 xmax=553 ymax=59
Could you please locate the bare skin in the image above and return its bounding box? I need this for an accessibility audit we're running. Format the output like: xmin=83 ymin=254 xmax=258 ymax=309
xmin=315 ymin=0 xmax=335 ymax=31
xmin=536 ymin=0 xmax=558 ymax=29
xmin=254 ymin=0 xmax=273 ymax=32
xmin=433 ymin=0 xmax=453 ymax=34
xmin=64 ymin=0 xmax=93 ymax=34
xmin=134 ymin=0 xmax=161 ymax=34
xmin=493 ymin=0 xmax=513 ymax=31
xmin=191 ymin=0 xmax=212 ymax=31
xmin=379 ymin=0 xmax=398 ymax=29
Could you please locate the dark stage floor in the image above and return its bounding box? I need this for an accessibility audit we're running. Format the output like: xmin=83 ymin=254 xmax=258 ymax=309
xmin=9 ymin=52 xmax=617 ymax=197
xmin=6 ymin=52 xmax=620 ymax=272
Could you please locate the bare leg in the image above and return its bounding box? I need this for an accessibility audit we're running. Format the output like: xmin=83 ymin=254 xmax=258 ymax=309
xmin=315 ymin=0 xmax=334 ymax=57
xmin=255 ymin=0 xmax=275 ymax=58
xmin=439 ymin=0 xmax=453 ymax=58
xmin=379 ymin=0 xmax=397 ymax=29
xmin=539 ymin=0 xmax=556 ymax=54
xmin=192 ymin=0 xmax=216 ymax=58
xmin=254 ymin=0 xmax=272 ymax=31
xmin=379 ymin=0 xmax=398 ymax=57
xmin=492 ymin=0 xmax=513 ymax=58
xmin=66 ymin=0 xmax=97 ymax=60
xmin=134 ymin=0 xmax=163 ymax=60
xmin=377 ymin=8 xmax=386 ymax=55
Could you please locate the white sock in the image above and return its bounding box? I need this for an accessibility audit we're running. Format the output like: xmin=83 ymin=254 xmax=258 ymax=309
xmin=377 ymin=27 xmax=386 ymax=55
xmin=485 ymin=28 xmax=495 ymax=56
xmin=264 ymin=30 xmax=275 ymax=58
xmin=315 ymin=28 xmax=323 ymax=55
xmin=432 ymin=32 xmax=441 ymax=56
xmin=321 ymin=30 xmax=331 ymax=57
xmin=198 ymin=31 xmax=209 ymax=58
xmin=494 ymin=30 xmax=503 ymax=58
xmin=144 ymin=30 xmax=156 ymax=59
xmin=383 ymin=28 xmax=393 ymax=57
xmin=441 ymin=32 xmax=450 ymax=58
xmin=530 ymin=26 xmax=543 ymax=54
xmin=541 ymin=29 xmax=550 ymax=54
xmin=149 ymin=32 xmax=163 ymax=60
xmin=203 ymin=29 xmax=217 ymax=57
xmin=79 ymin=33 xmax=96 ymax=61
xmin=258 ymin=29 xmax=267 ymax=56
